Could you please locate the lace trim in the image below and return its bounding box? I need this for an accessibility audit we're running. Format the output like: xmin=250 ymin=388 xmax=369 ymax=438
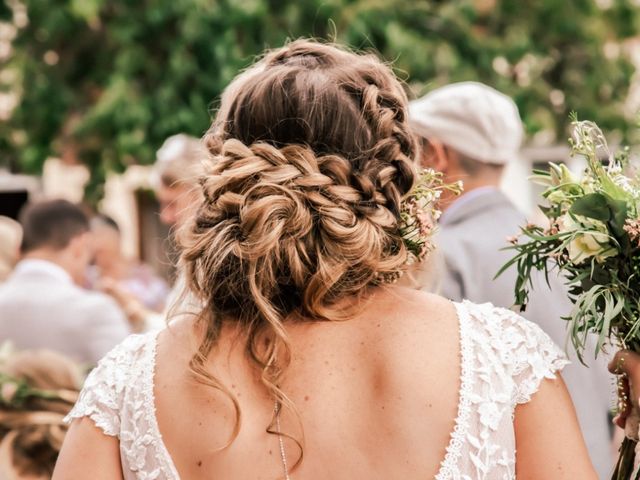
xmin=515 ymin=356 xmax=569 ymax=405
xmin=512 ymin=328 xmax=570 ymax=405
xmin=434 ymin=301 xmax=475 ymax=480
xmin=63 ymin=407 xmax=120 ymax=437
xmin=143 ymin=329 xmax=181 ymax=479
xmin=62 ymin=335 xmax=147 ymax=436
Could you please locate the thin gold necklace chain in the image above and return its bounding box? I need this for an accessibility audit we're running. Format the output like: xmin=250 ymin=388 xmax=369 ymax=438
xmin=274 ymin=400 xmax=292 ymax=480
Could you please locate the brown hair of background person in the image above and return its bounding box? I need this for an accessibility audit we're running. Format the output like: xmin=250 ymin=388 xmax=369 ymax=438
xmin=16 ymin=200 xmax=92 ymax=287
xmin=19 ymin=200 xmax=89 ymax=254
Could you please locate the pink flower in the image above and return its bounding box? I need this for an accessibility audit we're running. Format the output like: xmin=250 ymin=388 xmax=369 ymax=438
xmin=1 ymin=382 xmax=18 ymax=403
xmin=624 ymin=218 xmax=640 ymax=246
xmin=544 ymin=222 xmax=560 ymax=236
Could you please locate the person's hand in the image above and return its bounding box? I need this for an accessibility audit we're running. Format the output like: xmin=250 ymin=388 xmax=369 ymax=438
xmin=98 ymin=277 xmax=135 ymax=308
xmin=608 ymin=350 xmax=640 ymax=429
xmin=97 ymin=277 xmax=148 ymax=332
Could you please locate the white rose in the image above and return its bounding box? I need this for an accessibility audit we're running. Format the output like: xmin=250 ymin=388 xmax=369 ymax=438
xmin=567 ymin=232 xmax=616 ymax=264
xmin=562 ymin=214 xmax=617 ymax=264
xmin=546 ymin=189 xmax=569 ymax=205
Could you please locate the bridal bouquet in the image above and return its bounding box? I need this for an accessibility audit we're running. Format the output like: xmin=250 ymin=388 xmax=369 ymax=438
xmin=499 ymin=117 xmax=640 ymax=479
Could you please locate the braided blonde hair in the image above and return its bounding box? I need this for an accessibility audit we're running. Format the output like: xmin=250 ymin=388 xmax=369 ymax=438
xmin=0 ymin=350 xmax=80 ymax=479
xmin=177 ymin=39 xmax=418 ymax=468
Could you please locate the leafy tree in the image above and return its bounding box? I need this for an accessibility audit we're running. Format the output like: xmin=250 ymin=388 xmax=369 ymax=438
xmin=1 ymin=0 xmax=638 ymax=201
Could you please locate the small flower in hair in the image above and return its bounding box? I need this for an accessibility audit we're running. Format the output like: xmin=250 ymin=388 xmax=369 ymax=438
xmin=398 ymin=169 xmax=463 ymax=265
xmin=1 ymin=381 xmax=18 ymax=404
xmin=0 ymin=340 xmax=15 ymax=364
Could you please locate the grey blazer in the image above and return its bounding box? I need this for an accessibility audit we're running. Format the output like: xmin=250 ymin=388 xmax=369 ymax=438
xmin=436 ymin=188 xmax=612 ymax=479
xmin=0 ymin=261 xmax=131 ymax=365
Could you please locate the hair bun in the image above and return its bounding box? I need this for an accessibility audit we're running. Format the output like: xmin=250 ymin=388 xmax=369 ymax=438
xmin=185 ymin=135 xmax=407 ymax=310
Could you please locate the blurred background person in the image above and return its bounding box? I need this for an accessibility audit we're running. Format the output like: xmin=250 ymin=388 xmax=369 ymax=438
xmin=98 ymin=134 xmax=207 ymax=331
xmin=409 ymin=81 xmax=613 ymax=478
xmin=0 ymin=200 xmax=130 ymax=365
xmin=0 ymin=217 xmax=22 ymax=283
xmin=152 ymin=133 xmax=208 ymax=228
xmin=90 ymin=214 xmax=169 ymax=312
xmin=150 ymin=132 xmax=207 ymax=304
xmin=0 ymin=347 xmax=82 ymax=480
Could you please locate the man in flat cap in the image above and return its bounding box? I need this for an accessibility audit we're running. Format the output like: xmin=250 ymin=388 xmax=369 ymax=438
xmin=410 ymin=82 xmax=611 ymax=478
xmin=409 ymin=82 xmax=525 ymax=302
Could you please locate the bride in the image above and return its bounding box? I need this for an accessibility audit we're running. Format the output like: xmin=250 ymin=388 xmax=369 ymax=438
xmin=53 ymin=40 xmax=596 ymax=479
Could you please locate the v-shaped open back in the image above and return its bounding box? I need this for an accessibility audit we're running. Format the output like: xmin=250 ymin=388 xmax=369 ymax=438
xmin=65 ymin=301 xmax=567 ymax=479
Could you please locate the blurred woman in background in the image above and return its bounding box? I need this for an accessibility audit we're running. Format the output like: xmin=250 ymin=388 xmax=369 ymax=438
xmin=0 ymin=348 xmax=81 ymax=479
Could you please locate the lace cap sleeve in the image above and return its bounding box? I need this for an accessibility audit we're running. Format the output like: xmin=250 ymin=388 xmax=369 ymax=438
xmin=63 ymin=334 xmax=149 ymax=437
xmin=497 ymin=307 xmax=570 ymax=405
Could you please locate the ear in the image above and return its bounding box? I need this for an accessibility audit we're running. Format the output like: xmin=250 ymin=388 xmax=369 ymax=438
xmin=68 ymin=231 xmax=91 ymax=259
xmin=420 ymin=138 xmax=450 ymax=173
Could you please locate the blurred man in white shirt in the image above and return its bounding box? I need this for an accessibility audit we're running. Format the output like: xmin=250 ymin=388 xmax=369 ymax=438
xmin=0 ymin=199 xmax=130 ymax=365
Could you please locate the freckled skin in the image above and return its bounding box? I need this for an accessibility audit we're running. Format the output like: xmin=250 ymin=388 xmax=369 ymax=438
xmin=149 ymin=288 xmax=464 ymax=479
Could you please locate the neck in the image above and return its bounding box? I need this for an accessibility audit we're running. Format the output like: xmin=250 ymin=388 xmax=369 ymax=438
xmin=22 ymin=250 xmax=76 ymax=283
xmin=465 ymin=176 xmax=501 ymax=191
xmin=441 ymin=174 xmax=501 ymax=211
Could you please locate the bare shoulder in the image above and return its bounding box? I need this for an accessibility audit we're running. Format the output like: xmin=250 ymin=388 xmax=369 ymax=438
xmin=54 ymin=417 xmax=123 ymax=480
xmin=155 ymin=315 xmax=203 ymax=368
xmin=366 ymin=286 xmax=458 ymax=336
xmin=357 ymin=287 xmax=461 ymax=373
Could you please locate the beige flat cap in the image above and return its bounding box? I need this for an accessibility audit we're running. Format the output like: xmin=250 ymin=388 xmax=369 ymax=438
xmin=409 ymin=81 xmax=524 ymax=165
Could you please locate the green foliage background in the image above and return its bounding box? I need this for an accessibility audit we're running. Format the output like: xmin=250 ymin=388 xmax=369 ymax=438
xmin=2 ymin=0 xmax=640 ymax=201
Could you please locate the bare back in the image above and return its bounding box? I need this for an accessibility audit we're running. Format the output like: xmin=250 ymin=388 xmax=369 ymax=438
xmin=154 ymin=287 xmax=459 ymax=479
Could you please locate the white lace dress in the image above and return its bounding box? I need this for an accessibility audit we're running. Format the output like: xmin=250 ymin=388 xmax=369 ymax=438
xmin=64 ymin=301 xmax=569 ymax=479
